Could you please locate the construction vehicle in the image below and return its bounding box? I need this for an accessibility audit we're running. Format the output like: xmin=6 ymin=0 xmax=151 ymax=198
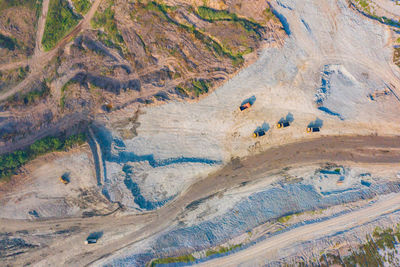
xmin=253 ymin=129 xmax=265 ymax=138
xmin=239 ymin=102 xmax=252 ymax=111
xmin=85 ymin=232 xmax=102 ymax=244
xmin=276 ymin=121 xmax=290 ymax=128
xmin=85 ymin=238 xmax=98 ymax=244
xmin=59 ymin=174 xmax=69 ymax=185
xmin=307 ymin=127 xmax=320 ymax=133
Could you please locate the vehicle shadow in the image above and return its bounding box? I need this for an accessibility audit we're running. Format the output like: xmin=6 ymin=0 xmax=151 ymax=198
xmin=241 ymin=95 xmax=256 ymax=106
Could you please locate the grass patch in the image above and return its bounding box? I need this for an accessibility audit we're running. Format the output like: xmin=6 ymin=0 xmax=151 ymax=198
xmin=0 ymin=66 xmax=29 ymax=90
xmin=91 ymin=0 xmax=127 ymax=54
xmin=191 ymin=79 xmax=209 ymax=96
xmin=322 ymin=225 xmax=400 ymax=266
xmin=4 ymin=79 xmax=49 ymax=107
xmin=277 ymin=214 xmax=293 ymax=224
xmin=197 ymin=6 xmax=233 ymax=21
xmin=394 ymin=47 xmax=400 ymax=68
xmin=72 ymin=0 xmax=90 ymax=15
xmin=0 ymin=0 xmax=38 ymax=11
xmin=42 ymin=0 xmax=80 ymax=51
xmin=205 ymin=244 xmax=242 ymax=257
xmin=150 ymin=254 xmax=195 ymax=267
xmin=196 ymin=6 xmax=262 ymax=36
xmin=60 ymin=81 xmax=70 ymax=110
xmin=0 ymin=133 xmax=86 ymax=181
xmin=135 ymin=1 xmax=246 ymax=66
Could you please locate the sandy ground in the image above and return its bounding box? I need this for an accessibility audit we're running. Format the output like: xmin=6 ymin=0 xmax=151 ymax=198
xmin=197 ymin=193 xmax=400 ymax=267
xmin=1 ymin=135 xmax=400 ymax=266
xmin=0 ymin=146 xmax=115 ymax=219
xmin=1 ymin=0 xmax=400 ymax=265
xmin=373 ymin=0 xmax=400 ymax=16
xmin=100 ymin=0 xmax=400 ymax=211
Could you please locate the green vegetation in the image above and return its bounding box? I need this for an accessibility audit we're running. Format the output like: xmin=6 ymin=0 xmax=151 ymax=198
xmin=353 ymin=0 xmax=400 ymax=27
xmin=0 ymin=66 xmax=29 ymax=91
xmin=135 ymin=1 xmax=246 ymax=65
xmin=355 ymin=0 xmax=371 ymax=10
xmin=0 ymin=0 xmax=38 ymax=11
xmin=196 ymin=6 xmax=262 ymax=36
xmin=191 ymin=79 xmax=209 ymax=96
xmin=321 ymin=225 xmax=400 ymax=266
xmin=206 ymin=244 xmax=242 ymax=257
xmin=0 ymin=33 xmax=19 ymax=51
xmin=72 ymin=0 xmax=90 ymax=14
xmin=150 ymin=254 xmax=195 ymax=266
xmin=0 ymin=133 xmax=86 ymax=181
xmin=91 ymin=1 xmax=127 ymax=53
xmin=277 ymin=214 xmax=293 ymax=223
xmin=196 ymin=6 xmax=233 ymax=21
xmin=175 ymin=79 xmax=211 ymax=98
xmin=394 ymin=47 xmax=400 ymax=68
xmin=42 ymin=0 xmax=80 ymax=51
xmin=263 ymin=7 xmax=276 ymax=22
xmin=5 ymin=79 xmax=49 ymax=106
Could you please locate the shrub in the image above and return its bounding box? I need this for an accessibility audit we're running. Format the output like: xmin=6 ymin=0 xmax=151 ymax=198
xmin=0 ymin=133 xmax=87 ymax=181
xmin=72 ymin=0 xmax=90 ymax=14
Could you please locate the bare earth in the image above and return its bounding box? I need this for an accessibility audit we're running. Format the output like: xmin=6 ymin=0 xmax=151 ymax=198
xmin=1 ymin=135 xmax=400 ymax=266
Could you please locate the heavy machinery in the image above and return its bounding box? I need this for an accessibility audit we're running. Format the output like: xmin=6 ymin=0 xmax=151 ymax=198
xmin=239 ymin=102 xmax=252 ymax=111
xmin=368 ymin=89 xmax=390 ymax=101
xmin=253 ymin=129 xmax=265 ymax=138
xmin=85 ymin=238 xmax=98 ymax=244
xmin=59 ymin=174 xmax=69 ymax=185
xmin=307 ymin=127 xmax=320 ymax=133
xmin=277 ymin=121 xmax=290 ymax=128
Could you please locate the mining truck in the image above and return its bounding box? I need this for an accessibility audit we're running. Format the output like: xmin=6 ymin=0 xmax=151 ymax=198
xmin=307 ymin=127 xmax=320 ymax=133
xmin=276 ymin=121 xmax=290 ymax=128
xmin=239 ymin=102 xmax=252 ymax=111
xmin=59 ymin=174 xmax=69 ymax=185
xmin=253 ymin=129 xmax=266 ymax=138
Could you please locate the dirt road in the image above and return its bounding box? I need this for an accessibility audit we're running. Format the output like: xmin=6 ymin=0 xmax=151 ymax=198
xmin=2 ymin=135 xmax=400 ymax=266
xmin=197 ymin=192 xmax=400 ymax=266
xmin=0 ymin=0 xmax=102 ymax=101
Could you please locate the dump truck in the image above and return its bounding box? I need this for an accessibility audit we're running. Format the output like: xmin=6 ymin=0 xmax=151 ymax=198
xmin=239 ymin=102 xmax=252 ymax=111
xmin=253 ymin=129 xmax=265 ymax=138
xmin=59 ymin=175 xmax=69 ymax=185
xmin=307 ymin=127 xmax=320 ymax=133
xmin=85 ymin=238 xmax=98 ymax=244
xmin=276 ymin=121 xmax=290 ymax=128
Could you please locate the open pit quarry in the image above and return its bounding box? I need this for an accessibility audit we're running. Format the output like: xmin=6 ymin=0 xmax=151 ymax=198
xmin=2 ymin=0 xmax=400 ymax=266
